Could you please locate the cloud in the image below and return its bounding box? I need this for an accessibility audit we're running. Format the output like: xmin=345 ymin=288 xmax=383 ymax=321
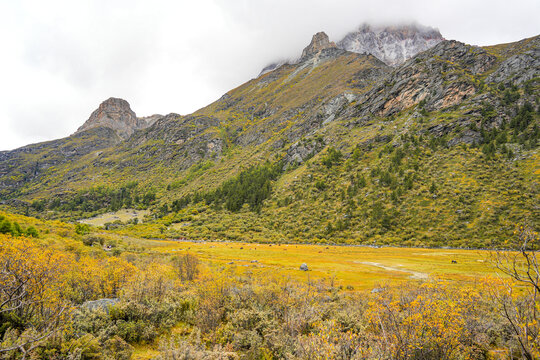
xmin=0 ymin=0 xmax=538 ymax=150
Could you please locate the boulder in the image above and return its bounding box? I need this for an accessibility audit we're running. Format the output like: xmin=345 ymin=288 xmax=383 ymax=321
xmin=82 ymin=298 xmax=119 ymax=313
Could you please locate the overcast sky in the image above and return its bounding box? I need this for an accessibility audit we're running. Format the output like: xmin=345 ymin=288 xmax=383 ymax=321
xmin=0 ymin=0 xmax=538 ymax=151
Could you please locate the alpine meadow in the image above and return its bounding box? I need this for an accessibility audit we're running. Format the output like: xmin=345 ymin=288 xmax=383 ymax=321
xmin=0 ymin=3 xmax=539 ymax=359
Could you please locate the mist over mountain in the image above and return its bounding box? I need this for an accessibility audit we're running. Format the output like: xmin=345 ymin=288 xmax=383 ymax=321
xmin=258 ymin=22 xmax=444 ymax=75
xmin=337 ymin=23 xmax=444 ymax=66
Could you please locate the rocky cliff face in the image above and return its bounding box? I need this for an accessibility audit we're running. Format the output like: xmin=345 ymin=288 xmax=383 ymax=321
xmin=138 ymin=114 xmax=163 ymax=127
xmin=258 ymin=23 xmax=442 ymax=75
xmin=300 ymin=32 xmax=338 ymax=60
xmin=351 ymin=40 xmax=497 ymax=118
xmin=76 ymin=98 xmax=150 ymax=139
xmin=0 ymin=127 xmax=120 ymax=197
xmin=485 ymin=36 xmax=540 ymax=84
xmin=337 ymin=23 xmax=443 ymax=66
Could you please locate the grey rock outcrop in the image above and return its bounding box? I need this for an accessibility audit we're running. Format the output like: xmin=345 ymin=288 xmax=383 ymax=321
xmin=300 ymin=32 xmax=338 ymax=61
xmin=447 ymin=129 xmax=482 ymax=146
xmin=82 ymin=298 xmax=119 ymax=313
xmin=138 ymin=114 xmax=163 ymax=127
xmin=485 ymin=37 xmax=540 ymax=84
xmin=354 ymin=40 xmax=497 ymax=117
xmin=337 ymin=23 xmax=444 ymax=66
xmin=285 ymin=137 xmax=325 ymax=167
xmin=257 ymin=22 xmax=441 ymax=75
xmin=300 ymin=263 xmax=309 ymax=271
xmin=77 ymin=98 xmax=149 ymax=139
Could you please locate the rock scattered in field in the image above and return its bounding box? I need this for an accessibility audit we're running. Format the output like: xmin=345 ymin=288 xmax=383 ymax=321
xmin=82 ymin=298 xmax=119 ymax=313
xmin=300 ymin=263 xmax=309 ymax=271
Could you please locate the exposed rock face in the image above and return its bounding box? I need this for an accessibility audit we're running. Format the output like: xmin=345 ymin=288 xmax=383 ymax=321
xmin=125 ymin=113 xmax=224 ymax=169
xmin=0 ymin=127 xmax=121 ymax=196
xmin=354 ymin=40 xmax=497 ymax=117
xmin=258 ymin=23 xmax=441 ymax=75
xmin=337 ymin=23 xmax=443 ymax=66
xmin=138 ymin=114 xmax=163 ymax=127
xmin=257 ymin=24 xmax=444 ymax=77
xmin=300 ymin=32 xmax=337 ymax=60
xmin=285 ymin=137 xmax=325 ymax=167
xmin=77 ymin=98 xmax=149 ymax=139
xmin=257 ymin=32 xmax=339 ymax=75
xmin=485 ymin=37 xmax=540 ymax=84
xmin=82 ymin=298 xmax=119 ymax=313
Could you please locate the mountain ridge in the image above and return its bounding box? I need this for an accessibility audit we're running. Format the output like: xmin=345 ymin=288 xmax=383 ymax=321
xmin=0 ymin=30 xmax=538 ymax=248
xmin=337 ymin=23 xmax=444 ymax=66
xmin=258 ymin=22 xmax=444 ymax=76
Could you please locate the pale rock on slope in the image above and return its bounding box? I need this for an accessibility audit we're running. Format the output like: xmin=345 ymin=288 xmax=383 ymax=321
xmin=258 ymin=23 xmax=443 ymax=76
xmin=337 ymin=23 xmax=444 ymax=66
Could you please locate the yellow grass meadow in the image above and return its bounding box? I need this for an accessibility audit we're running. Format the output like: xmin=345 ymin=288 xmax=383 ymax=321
xmin=141 ymin=238 xmax=495 ymax=290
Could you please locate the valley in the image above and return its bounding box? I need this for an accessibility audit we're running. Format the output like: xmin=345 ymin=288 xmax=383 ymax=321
xmin=0 ymin=16 xmax=538 ymax=359
xmin=110 ymin=234 xmax=494 ymax=290
xmin=0 ymin=208 xmax=536 ymax=359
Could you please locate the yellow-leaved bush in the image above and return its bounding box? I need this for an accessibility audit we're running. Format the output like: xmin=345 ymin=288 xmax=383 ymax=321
xmin=0 ymin=234 xmax=138 ymax=355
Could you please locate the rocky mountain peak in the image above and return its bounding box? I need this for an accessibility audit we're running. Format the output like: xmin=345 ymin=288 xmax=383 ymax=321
xmin=76 ymin=97 xmax=150 ymax=139
xmin=301 ymin=32 xmax=337 ymax=60
xmin=258 ymin=23 xmax=442 ymax=76
xmin=337 ymin=23 xmax=444 ymax=66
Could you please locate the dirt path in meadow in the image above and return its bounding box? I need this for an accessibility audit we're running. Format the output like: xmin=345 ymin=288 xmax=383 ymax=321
xmin=356 ymin=261 xmax=429 ymax=280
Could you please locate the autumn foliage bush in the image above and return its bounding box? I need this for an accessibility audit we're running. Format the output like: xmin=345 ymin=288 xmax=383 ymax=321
xmin=0 ymin=234 xmax=138 ymax=358
xmin=1 ymin=229 xmax=539 ymax=359
xmin=365 ymin=282 xmax=490 ymax=359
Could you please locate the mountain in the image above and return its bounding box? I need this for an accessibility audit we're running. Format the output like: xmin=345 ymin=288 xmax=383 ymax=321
xmin=76 ymin=97 xmax=153 ymax=139
xmin=0 ymin=98 xmax=154 ymax=202
xmin=337 ymin=23 xmax=444 ymax=66
xmin=300 ymin=31 xmax=338 ymax=60
xmin=258 ymin=23 xmax=443 ymax=75
xmin=0 ymin=29 xmax=538 ymax=247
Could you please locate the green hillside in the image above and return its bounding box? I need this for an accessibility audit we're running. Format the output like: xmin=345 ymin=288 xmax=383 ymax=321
xmin=0 ymin=35 xmax=538 ymax=248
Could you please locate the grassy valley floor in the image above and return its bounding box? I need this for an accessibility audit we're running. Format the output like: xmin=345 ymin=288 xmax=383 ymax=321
xmin=118 ymin=235 xmax=496 ymax=290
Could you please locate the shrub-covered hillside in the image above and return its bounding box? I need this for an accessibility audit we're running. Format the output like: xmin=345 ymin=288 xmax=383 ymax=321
xmin=0 ymin=35 xmax=538 ymax=248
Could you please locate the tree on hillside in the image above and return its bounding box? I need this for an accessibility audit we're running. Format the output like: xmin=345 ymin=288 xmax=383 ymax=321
xmin=172 ymin=253 xmax=200 ymax=281
xmin=0 ymin=238 xmax=68 ymax=359
xmin=490 ymin=225 xmax=540 ymax=360
xmin=322 ymin=147 xmax=343 ymax=168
